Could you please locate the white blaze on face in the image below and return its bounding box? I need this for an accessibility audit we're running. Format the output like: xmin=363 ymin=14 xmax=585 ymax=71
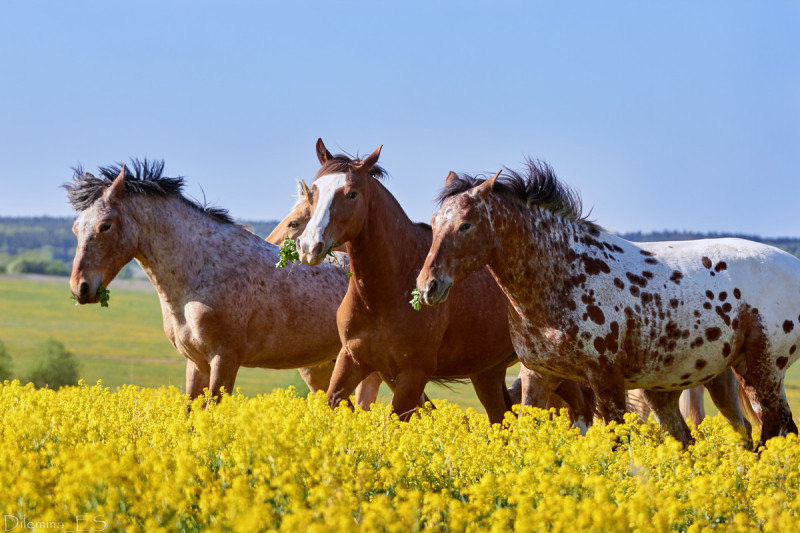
xmin=298 ymin=173 xmax=347 ymax=255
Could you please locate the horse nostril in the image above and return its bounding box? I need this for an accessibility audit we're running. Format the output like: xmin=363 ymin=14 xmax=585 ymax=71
xmin=311 ymin=242 xmax=324 ymax=257
xmin=428 ymin=279 xmax=438 ymax=295
xmin=79 ymin=281 xmax=89 ymax=298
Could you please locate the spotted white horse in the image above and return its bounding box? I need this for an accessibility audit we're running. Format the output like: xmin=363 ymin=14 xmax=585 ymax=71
xmin=417 ymin=161 xmax=799 ymax=447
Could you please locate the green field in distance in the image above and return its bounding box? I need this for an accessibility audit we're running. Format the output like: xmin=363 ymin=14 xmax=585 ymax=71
xmin=1 ymin=275 xmax=799 ymax=416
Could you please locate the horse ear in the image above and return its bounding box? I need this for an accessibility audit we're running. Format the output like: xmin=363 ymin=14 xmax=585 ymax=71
xmin=300 ymin=179 xmax=312 ymax=204
xmin=445 ymin=171 xmax=459 ymax=187
xmin=316 ymin=138 xmax=333 ymax=164
xmin=104 ymin=164 xmax=126 ymax=205
xmin=474 ymin=170 xmax=501 ymax=201
xmin=358 ymin=145 xmax=382 ymax=173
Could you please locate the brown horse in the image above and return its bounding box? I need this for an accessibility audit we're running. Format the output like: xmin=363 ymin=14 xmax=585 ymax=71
xmin=292 ymin=140 xmax=519 ymax=424
xmin=417 ymin=162 xmax=798 ymax=447
xmin=267 ymin=185 xmax=382 ymax=408
xmin=279 ymin=177 xmax=595 ymax=426
xmin=276 ymin=177 xmax=729 ymax=430
xmin=66 ymin=160 xmax=352 ymax=401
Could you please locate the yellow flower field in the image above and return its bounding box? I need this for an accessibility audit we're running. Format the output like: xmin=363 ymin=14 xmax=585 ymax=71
xmin=0 ymin=382 xmax=798 ymax=532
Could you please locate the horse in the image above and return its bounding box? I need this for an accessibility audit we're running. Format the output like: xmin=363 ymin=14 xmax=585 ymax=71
xmin=65 ymin=159 xmax=353 ymax=402
xmin=266 ymin=184 xmax=382 ymax=408
xmin=278 ymin=173 xmax=595 ymax=428
xmin=291 ymin=139 xmax=521 ymax=424
xmin=416 ymin=161 xmax=798 ymax=447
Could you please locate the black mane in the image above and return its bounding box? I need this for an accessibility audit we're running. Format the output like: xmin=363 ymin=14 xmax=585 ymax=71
xmin=64 ymin=158 xmax=234 ymax=224
xmin=315 ymin=152 xmax=387 ymax=180
xmin=436 ymin=158 xmax=598 ymax=229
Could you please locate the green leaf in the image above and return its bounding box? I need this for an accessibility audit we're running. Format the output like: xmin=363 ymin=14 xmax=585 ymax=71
xmin=409 ymin=288 xmax=421 ymax=311
xmin=275 ymin=238 xmax=300 ymax=269
xmin=96 ymin=284 xmax=110 ymax=308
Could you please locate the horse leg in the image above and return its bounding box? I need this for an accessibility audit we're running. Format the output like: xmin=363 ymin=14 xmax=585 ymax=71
xmin=733 ymin=325 xmax=796 ymax=446
xmin=354 ymin=372 xmax=382 ymax=410
xmin=678 ymin=386 xmax=705 ymax=426
xmin=519 ymin=366 xmax=560 ymax=409
xmin=704 ymin=369 xmax=752 ymax=441
xmin=554 ymin=380 xmax=594 ymax=434
xmin=641 ymin=389 xmax=694 ymax=446
xmin=384 ymin=379 xmax=433 ymax=409
xmin=779 ymin=388 xmax=799 ymax=436
xmin=326 ymin=348 xmax=372 ymax=410
xmin=508 ymin=376 xmax=523 ymax=405
xmin=471 ymin=361 xmax=513 ymax=425
xmin=208 ymin=354 xmax=240 ymax=401
xmin=391 ymin=368 xmax=431 ymax=421
xmin=586 ymin=369 xmax=627 ymax=424
xmin=735 ymin=371 xmax=783 ymax=448
xmin=185 ymin=360 xmax=210 ymax=400
xmin=626 ymin=389 xmax=651 ymax=422
xmin=297 ymin=359 xmax=336 ymax=394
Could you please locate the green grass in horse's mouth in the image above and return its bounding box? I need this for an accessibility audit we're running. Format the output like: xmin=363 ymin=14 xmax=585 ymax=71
xmin=276 ymin=238 xmax=352 ymax=278
xmin=409 ymin=288 xmax=422 ymax=311
xmin=275 ymin=238 xmax=300 ymax=268
xmin=70 ymin=283 xmax=110 ymax=308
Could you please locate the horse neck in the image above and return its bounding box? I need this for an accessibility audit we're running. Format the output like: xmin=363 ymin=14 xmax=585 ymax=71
xmin=128 ymin=196 xmax=238 ymax=303
xmin=485 ymin=196 xmax=584 ymax=316
xmin=346 ymin=180 xmax=427 ymax=304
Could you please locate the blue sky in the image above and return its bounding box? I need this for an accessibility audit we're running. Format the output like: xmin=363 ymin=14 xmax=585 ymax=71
xmin=1 ymin=2 xmax=798 ymax=235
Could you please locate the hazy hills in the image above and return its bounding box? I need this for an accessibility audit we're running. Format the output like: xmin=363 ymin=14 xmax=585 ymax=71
xmin=1 ymin=216 xmax=799 ymax=276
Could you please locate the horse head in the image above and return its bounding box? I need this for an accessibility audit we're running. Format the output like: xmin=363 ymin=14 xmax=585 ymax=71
xmin=68 ymin=165 xmax=139 ymax=304
xmin=296 ymin=138 xmax=382 ymax=265
xmin=416 ymin=170 xmax=501 ymax=305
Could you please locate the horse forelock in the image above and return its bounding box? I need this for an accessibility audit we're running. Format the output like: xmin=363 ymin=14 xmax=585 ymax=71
xmin=314 ymin=152 xmax=386 ymax=181
xmin=436 ymin=158 xmax=600 ymax=231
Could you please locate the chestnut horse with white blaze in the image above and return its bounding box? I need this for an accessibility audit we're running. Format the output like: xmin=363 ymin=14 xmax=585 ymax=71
xmin=417 ymin=162 xmax=797 ymax=447
xmin=66 ymin=160 xmax=352 ymax=401
xmin=293 ymin=140 xmax=596 ymax=425
xmin=267 ymin=184 xmax=382 ymax=408
xmin=278 ymin=176 xmax=593 ymax=427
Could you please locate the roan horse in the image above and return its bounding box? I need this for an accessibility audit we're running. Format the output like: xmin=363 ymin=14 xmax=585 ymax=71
xmin=417 ymin=161 xmax=798 ymax=447
xmin=266 ymin=186 xmax=382 ymax=408
xmin=293 ymin=140 xmax=521 ymax=424
xmin=66 ymin=160 xmax=353 ymax=401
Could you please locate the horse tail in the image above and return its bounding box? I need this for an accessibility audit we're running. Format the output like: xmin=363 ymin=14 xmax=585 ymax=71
xmin=428 ymin=376 xmax=471 ymax=391
xmin=738 ymin=382 xmax=762 ymax=427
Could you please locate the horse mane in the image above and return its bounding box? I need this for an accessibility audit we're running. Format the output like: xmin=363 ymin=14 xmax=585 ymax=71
xmin=63 ymin=158 xmax=235 ymax=225
xmin=436 ymin=158 xmax=599 ymax=230
xmin=315 ymin=152 xmax=387 ymax=180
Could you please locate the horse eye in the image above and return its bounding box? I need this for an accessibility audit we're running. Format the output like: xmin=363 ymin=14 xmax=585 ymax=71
xmin=459 ymin=222 xmax=472 ymax=232
xmin=99 ymin=223 xmax=112 ymax=232
xmin=346 ymin=191 xmax=358 ymax=199
xmin=288 ymin=221 xmax=299 ymax=229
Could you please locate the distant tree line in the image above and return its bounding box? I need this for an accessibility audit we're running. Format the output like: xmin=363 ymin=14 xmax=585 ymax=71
xmin=2 ymin=217 xmax=799 ymax=275
xmin=0 ymin=217 xmax=280 ymax=276
xmin=621 ymin=230 xmax=800 ymax=258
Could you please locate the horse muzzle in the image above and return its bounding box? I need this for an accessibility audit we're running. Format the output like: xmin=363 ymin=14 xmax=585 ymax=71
xmin=70 ymin=276 xmax=100 ymax=304
xmin=418 ymin=277 xmax=453 ymax=306
xmin=297 ymin=239 xmax=327 ymax=266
